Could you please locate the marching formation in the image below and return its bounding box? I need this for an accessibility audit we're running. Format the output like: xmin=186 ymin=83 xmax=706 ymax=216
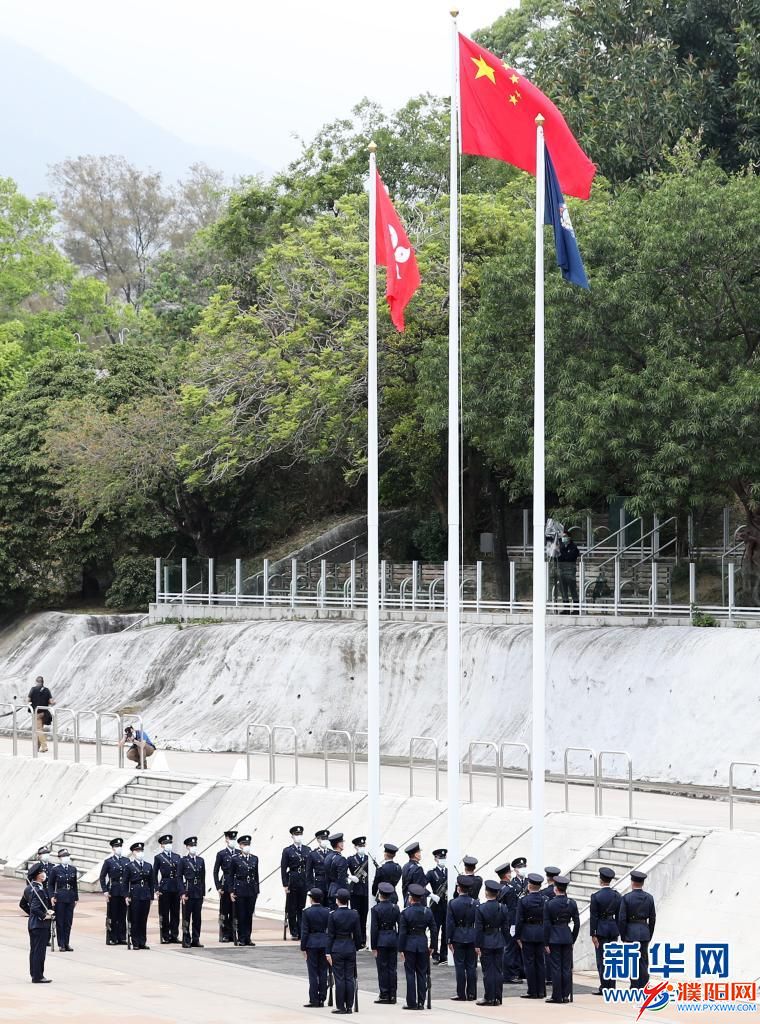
xmin=20 ymin=827 xmax=656 ymax=1012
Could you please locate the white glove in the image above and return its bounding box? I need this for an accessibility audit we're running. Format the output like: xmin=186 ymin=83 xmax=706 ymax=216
xmin=429 ymin=894 xmax=440 ymax=905
xmin=510 ymin=925 xmax=516 ymax=937
xmin=348 ymin=874 xmax=359 ymax=885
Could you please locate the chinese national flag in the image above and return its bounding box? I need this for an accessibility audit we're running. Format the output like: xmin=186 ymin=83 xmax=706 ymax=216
xmin=458 ymin=33 xmax=595 ymax=200
xmin=375 ymin=172 xmax=420 ymax=332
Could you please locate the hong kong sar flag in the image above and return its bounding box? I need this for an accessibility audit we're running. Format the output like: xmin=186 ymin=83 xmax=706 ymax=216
xmin=375 ymin=172 xmax=420 ymax=331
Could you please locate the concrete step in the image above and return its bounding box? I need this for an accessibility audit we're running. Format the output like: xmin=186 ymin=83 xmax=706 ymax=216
xmin=584 ymin=857 xmax=638 ymax=874
xmin=624 ymin=826 xmax=679 ymax=843
xmin=131 ymin=776 xmax=196 ymax=794
xmin=60 ymin=835 xmax=112 ymax=856
xmin=598 ymin=845 xmax=654 ymax=862
xmin=108 ymin=794 xmax=177 ymax=813
xmin=609 ymin=835 xmax=662 ymax=854
xmin=85 ymin=810 xmax=153 ymax=830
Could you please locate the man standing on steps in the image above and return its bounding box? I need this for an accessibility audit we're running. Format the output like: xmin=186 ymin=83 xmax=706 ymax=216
xmin=401 ymin=842 xmax=427 ymax=906
xmin=618 ymin=870 xmax=656 ymax=989
xmin=126 ymin=842 xmax=154 ymax=950
xmin=346 ymin=836 xmax=369 ymax=949
xmin=153 ymin=834 xmax=182 ymax=944
xmin=281 ymin=825 xmax=309 ymax=940
xmin=213 ymin=830 xmax=238 ymax=942
xmin=49 ymin=848 xmax=78 ymax=952
xmin=179 ymin=836 xmax=205 ymax=948
xmin=100 ymin=837 xmax=129 ymax=945
xmin=28 ymin=676 xmax=54 ymax=753
xmin=327 ymin=887 xmax=361 ymax=1015
xmin=230 ymin=835 xmax=259 ymax=946
xmin=425 ymin=849 xmax=448 ymax=965
xmin=372 ymin=844 xmax=401 ymax=904
xmin=307 ymin=829 xmax=331 ymax=894
xmin=326 ymin=834 xmax=349 ymax=911
xmin=590 ymin=866 xmax=621 ymax=994
xmin=514 ymin=873 xmax=546 ymax=1000
xmin=543 ymin=875 xmax=580 ymax=1004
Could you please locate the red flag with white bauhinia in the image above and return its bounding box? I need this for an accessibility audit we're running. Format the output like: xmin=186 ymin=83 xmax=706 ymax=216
xmin=375 ymin=172 xmax=420 ymax=331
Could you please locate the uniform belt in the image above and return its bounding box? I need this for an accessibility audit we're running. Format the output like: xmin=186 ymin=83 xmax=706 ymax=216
xmin=629 ymin=916 xmax=648 ymax=923
xmin=407 ymin=928 xmax=426 ymax=936
xmin=555 ymin=916 xmax=572 ymax=925
xmin=334 ymin=933 xmax=353 ymax=939
xmin=483 ymin=926 xmax=500 ymax=934
xmin=600 ymin=913 xmax=616 ymax=920
xmin=58 ymin=885 xmax=74 ymax=890
xmin=526 ymin=917 xmax=542 ymax=924
xmin=310 ymin=928 xmax=327 ymax=934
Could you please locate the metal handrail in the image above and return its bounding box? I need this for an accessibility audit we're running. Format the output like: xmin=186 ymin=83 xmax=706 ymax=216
xmin=466 ymin=741 xmax=500 ymax=804
xmin=729 ymin=761 xmax=760 ymax=830
xmin=121 ymin=614 xmax=150 ymax=632
xmin=52 ymin=707 xmax=79 ymax=762
xmin=75 ymin=710 xmax=98 ymax=761
xmin=12 ymin=702 xmax=35 ymax=756
xmin=0 ymin=701 xmax=19 ymax=754
xmin=95 ymin=712 xmax=122 ymax=766
xmin=429 ymin=577 xmax=444 ymax=609
xmin=580 ymin=518 xmax=642 ymax=564
xmin=409 ymin=736 xmax=440 ymax=800
xmin=593 ymin=518 xmax=675 ymax=575
xmin=721 ymin=539 xmax=745 ymax=606
xmin=399 ymin=577 xmax=414 ymax=609
xmin=563 ymin=747 xmax=598 ymax=814
xmin=499 ymin=743 xmax=531 ymax=809
xmin=246 ymin=723 xmax=273 ymax=782
xmin=630 ymin=535 xmax=677 ymax=573
xmin=598 ymin=750 xmax=633 ymax=818
xmin=352 ymin=731 xmax=368 ymax=791
xmin=323 ymin=729 xmax=354 ymax=790
xmin=272 ymin=725 xmax=299 ymax=786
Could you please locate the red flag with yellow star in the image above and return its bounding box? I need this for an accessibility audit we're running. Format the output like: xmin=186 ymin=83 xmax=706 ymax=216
xmin=375 ymin=171 xmax=420 ymax=332
xmin=458 ymin=33 xmax=595 ymax=200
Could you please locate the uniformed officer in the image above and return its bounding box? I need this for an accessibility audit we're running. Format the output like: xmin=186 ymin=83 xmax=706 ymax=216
xmin=371 ymin=881 xmax=400 ymax=1004
xmin=462 ymin=856 xmax=483 ymax=900
xmin=590 ymin=866 xmax=621 ymax=994
xmin=100 ymin=837 xmax=129 ymax=945
xmin=230 ymin=834 xmax=259 ymax=946
xmin=179 ymin=836 xmax=205 ymax=948
xmin=511 ymin=857 xmax=528 ymax=895
xmin=346 ymin=835 xmax=370 ymax=948
xmin=281 ymin=824 xmax=309 ymax=939
xmin=327 ymin=887 xmax=361 ymax=1014
xmin=514 ymin=873 xmax=546 ymax=999
xmin=475 ymin=878 xmax=509 ymax=1005
xmin=425 ymin=848 xmax=448 ymax=964
xmin=543 ymin=874 xmax=579 ymax=1004
xmin=24 ymin=862 xmax=54 ymax=982
xmin=398 ymin=882 xmax=436 ymax=1010
xmin=618 ymin=870 xmax=656 ymax=989
xmin=301 ymin=887 xmax=330 ymax=1008
xmin=49 ymin=848 xmax=78 ymax=951
xmin=33 ymin=847 xmax=53 ymax=896
xmin=495 ymin=863 xmax=523 ymax=983
xmin=213 ymin=829 xmax=238 ymax=942
xmin=307 ymin=828 xmax=331 ymax=892
xmin=446 ymin=876 xmax=478 ymax=1001
xmin=401 ymin=842 xmax=427 ymax=906
xmin=153 ymin=833 xmax=182 ymax=944
xmin=541 ymin=866 xmax=561 ymax=985
xmin=126 ymin=841 xmax=154 ymax=950
xmin=372 ymin=843 xmax=401 ymax=903
xmin=326 ymin=833 xmax=349 ymax=911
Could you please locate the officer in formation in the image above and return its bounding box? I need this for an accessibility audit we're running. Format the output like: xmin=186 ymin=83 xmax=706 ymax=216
xmin=515 ymin=872 xmax=547 ymax=999
xmin=282 ymin=824 xmax=309 ymax=939
xmin=447 ymin=875 xmax=478 ymax=1001
xmin=126 ymin=841 xmax=154 ymax=950
xmin=213 ymin=829 xmax=238 ymax=942
xmin=543 ymin=874 xmax=580 ymax=1004
xmin=49 ymin=847 xmax=78 ymax=952
xmin=301 ymin=886 xmax=330 ymax=1007
xmin=347 ymin=836 xmax=370 ymax=948
xmin=398 ymin=882 xmax=437 ymax=1010
xmin=153 ymin=833 xmax=182 ymax=944
xmin=475 ymin=878 xmax=510 ymax=1005
xmin=371 ymin=881 xmax=400 ymax=1004
xmin=372 ymin=843 xmax=401 ymax=902
xmin=327 ymin=887 xmax=361 ymax=1015
xmin=541 ymin=866 xmax=561 ymax=985
xmin=511 ymin=856 xmax=528 ymax=893
xmin=590 ymin=866 xmax=621 ymax=994
xmin=100 ymin=837 xmax=129 ymax=945
xmin=24 ymin=861 xmax=55 ymax=983
xmin=495 ymin=862 xmax=523 ymax=983
xmin=425 ymin=848 xmax=448 ymax=964
xmin=461 ymin=856 xmax=482 ymax=899
xmin=307 ymin=828 xmax=332 ymax=892
xmin=180 ymin=836 xmax=205 ymax=948
xmin=401 ymin=842 xmax=427 ymax=905
xmin=618 ymin=869 xmax=656 ymax=988
xmin=230 ymin=834 xmax=259 ymax=946
xmin=326 ymin=833 xmax=349 ymax=910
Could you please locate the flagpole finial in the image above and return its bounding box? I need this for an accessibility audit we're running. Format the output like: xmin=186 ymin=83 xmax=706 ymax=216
xmin=450 ymin=7 xmax=459 ymax=18
xmin=535 ymin=114 xmax=545 ymax=125
xmin=368 ymin=141 xmax=377 ymax=153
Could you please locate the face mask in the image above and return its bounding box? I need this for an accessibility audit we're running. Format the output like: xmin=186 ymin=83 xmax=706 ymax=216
xmin=162 ymin=844 xmax=173 ymax=854
xmin=60 ymin=857 xmax=71 ymax=866
xmin=41 ymin=853 xmax=51 ymax=863
xmin=356 ymin=846 xmax=366 ymax=855
xmin=135 ymin=852 xmax=144 ymax=861
xmin=561 ymin=536 xmax=569 ymax=545
xmin=436 ymin=859 xmax=447 ymax=868
xmin=321 ymin=839 xmax=330 ymax=849
xmin=240 ymin=845 xmax=251 ymax=854
xmin=227 ymin=839 xmax=237 ymax=849
xmin=293 ymin=837 xmax=302 ymax=846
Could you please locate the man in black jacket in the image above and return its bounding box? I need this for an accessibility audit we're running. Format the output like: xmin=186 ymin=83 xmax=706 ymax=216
xmin=619 ymin=870 xmax=656 ymax=988
xmin=327 ymin=888 xmax=361 ymax=1014
xmin=543 ymin=875 xmax=580 ymax=1004
xmin=590 ymin=866 xmax=621 ymax=994
xmin=371 ymin=881 xmax=400 ymax=1004
xmin=398 ymin=883 xmax=437 ymax=1010
xmin=446 ymin=876 xmax=478 ymax=1002
xmin=557 ymin=532 xmax=581 ymax=612
xmin=515 ymin=873 xmax=546 ymax=999
xmin=301 ymin=888 xmax=330 ymax=1008
xmin=372 ymin=844 xmax=401 ymax=904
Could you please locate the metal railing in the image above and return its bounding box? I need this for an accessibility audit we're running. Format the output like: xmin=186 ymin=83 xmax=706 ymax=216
xmin=499 ymin=742 xmax=531 ymax=808
xmin=729 ymin=761 xmax=760 ymax=830
xmin=323 ymin=729 xmax=355 ymax=790
xmin=597 ymin=750 xmax=633 ymax=818
xmin=246 ymin=723 xmax=273 ymax=782
xmin=563 ymin=747 xmax=598 ymax=814
xmin=409 ymin=736 xmax=440 ymax=800
xmin=272 ymin=725 xmax=299 ymax=786
xmin=466 ymin=741 xmax=500 ymax=804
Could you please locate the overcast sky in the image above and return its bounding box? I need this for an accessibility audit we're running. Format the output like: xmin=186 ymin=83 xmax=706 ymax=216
xmin=2 ymin=0 xmax=513 ymax=173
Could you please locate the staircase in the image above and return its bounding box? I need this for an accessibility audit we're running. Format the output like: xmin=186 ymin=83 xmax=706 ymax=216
xmin=567 ymin=824 xmax=680 ymax=908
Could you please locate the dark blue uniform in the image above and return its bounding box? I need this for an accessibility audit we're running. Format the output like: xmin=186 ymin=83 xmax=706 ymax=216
xmin=370 ymin=900 xmax=400 ymax=1002
xmin=543 ymin=894 xmax=580 ymax=1002
xmin=326 ymin=851 xmax=349 ymax=910
xmin=25 ymin=881 xmax=53 ymax=981
xmin=447 ymin=892 xmax=478 ymax=1000
xmin=372 ymin=860 xmax=401 ymax=903
xmin=179 ymin=851 xmax=206 ymax=946
xmin=327 ymin=906 xmax=361 ymax=1012
xmin=475 ymin=899 xmax=509 ymax=1004
xmin=49 ymin=862 xmax=78 ymax=950
xmin=463 ymin=874 xmax=483 ymax=900
xmin=100 ymin=852 xmax=129 ymax=944
xmin=498 ymin=878 xmax=524 ymax=980
xmin=213 ymin=845 xmax=237 ymax=942
xmin=307 ymin=846 xmax=328 ymax=892
xmin=231 ymin=852 xmax=260 ymax=945
xmin=515 ymin=892 xmax=546 ymax=997
xmin=301 ymin=903 xmax=330 ymax=1006
xmin=619 ymin=890 xmax=656 ymax=988
xmin=425 ymin=865 xmax=448 ymax=961
xmin=153 ymin=849 xmax=182 ymax=943
xmin=401 ymin=860 xmax=426 ymax=905
xmin=281 ymin=842 xmax=309 ymax=938
xmin=347 ymin=852 xmax=370 ymax=946
xmin=590 ymin=887 xmax=621 ymax=991
xmin=398 ymin=903 xmax=437 ymax=1009
xmin=126 ymin=859 xmax=154 ymax=949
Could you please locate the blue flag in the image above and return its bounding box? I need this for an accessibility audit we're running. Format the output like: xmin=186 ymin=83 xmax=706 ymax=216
xmin=544 ymin=144 xmax=589 ymax=289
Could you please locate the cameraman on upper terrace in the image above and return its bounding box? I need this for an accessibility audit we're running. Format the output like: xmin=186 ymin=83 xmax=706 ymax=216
xmin=557 ymin=531 xmax=581 ymax=613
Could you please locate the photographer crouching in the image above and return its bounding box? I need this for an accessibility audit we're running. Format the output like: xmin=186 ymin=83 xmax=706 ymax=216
xmin=118 ymin=724 xmax=156 ymax=770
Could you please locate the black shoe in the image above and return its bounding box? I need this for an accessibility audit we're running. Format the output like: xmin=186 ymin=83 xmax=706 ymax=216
xmin=32 ymin=978 xmax=52 ymax=983
xmin=331 ymin=1011 xmax=347 ymax=1016
xmin=593 ymin=989 xmax=603 ymax=996
xmin=402 ymin=1007 xmax=418 ymax=1011
xmin=476 ymin=1000 xmax=494 ymax=1006
xmin=244 ymin=941 xmax=256 ymax=946
xmin=521 ymin=994 xmax=537 ymax=999
xmin=192 ymin=942 xmax=204 ymax=948
xmin=467 ymin=995 xmax=477 ymax=1001
xmin=436 ymin=959 xmax=449 ymax=966
xmin=374 ymin=999 xmax=390 ymax=1004
xmin=505 ymin=977 xmax=523 ymax=984
xmin=450 ymin=997 xmax=466 ymax=1001
xmin=545 ymin=998 xmax=563 ymax=1003
xmin=563 ymin=997 xmax=571 ymax=1003
xmin=219 ymin=937 xmax=231 ymax=943
xmin=142 ymin=945 xmax=151 ymax=950
xmin=304 ymin=1003 xmax=322 ymax=1007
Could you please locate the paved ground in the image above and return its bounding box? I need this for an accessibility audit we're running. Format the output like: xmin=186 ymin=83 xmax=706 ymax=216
xmin=1 ymin=880 xmax=688 ymax=1024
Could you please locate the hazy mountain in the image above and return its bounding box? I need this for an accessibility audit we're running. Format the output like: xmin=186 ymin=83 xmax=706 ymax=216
xmin=0 ymin=37 xmax=268 ymax=195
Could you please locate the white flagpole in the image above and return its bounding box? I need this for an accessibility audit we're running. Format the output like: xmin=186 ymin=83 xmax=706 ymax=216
xmin=447 ymin=7 xmax=461 ymax=899
xmin=530 ymin=115 xmax=546 ymax=870
xmin=367 ymin=142 xmax=380 ymax=907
